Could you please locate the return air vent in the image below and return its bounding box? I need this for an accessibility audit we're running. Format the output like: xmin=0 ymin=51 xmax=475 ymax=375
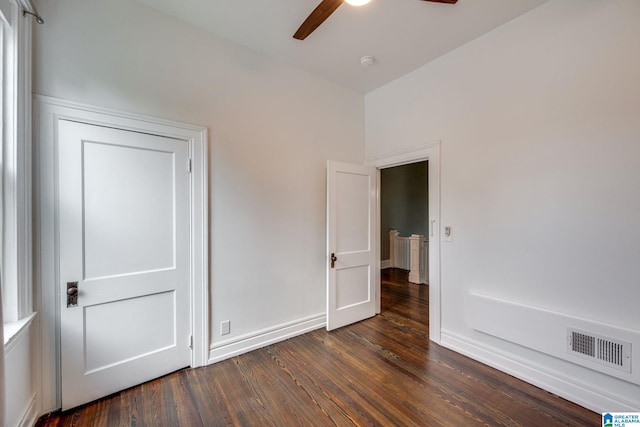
xmin=567 ymin=328 xmax=631 ymax=373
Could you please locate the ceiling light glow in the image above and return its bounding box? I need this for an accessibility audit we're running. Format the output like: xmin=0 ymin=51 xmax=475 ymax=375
xmin=344 ymin=0 xmax=372 ymax=6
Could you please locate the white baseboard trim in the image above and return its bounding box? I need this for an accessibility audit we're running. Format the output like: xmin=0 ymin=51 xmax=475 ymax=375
xmin=440 ymin=330 xmax=640 ymax=413
xmin=381 ymin=259 xmax=391 ymax=269
xmin=14 ymin=392 xmax=38 ymax=427
xmin=208 ymin=314 xmax=326 ymax=364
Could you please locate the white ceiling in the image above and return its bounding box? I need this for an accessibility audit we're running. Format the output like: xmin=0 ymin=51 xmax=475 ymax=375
xmin=134 ymin=0 xmax=548 ymax=93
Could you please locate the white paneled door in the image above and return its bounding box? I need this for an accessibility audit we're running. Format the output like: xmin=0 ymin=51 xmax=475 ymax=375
xmin=326 ymin=161 xmax=377 ymax=331
xmin=58 ymin=120 xmax=191 ymax=410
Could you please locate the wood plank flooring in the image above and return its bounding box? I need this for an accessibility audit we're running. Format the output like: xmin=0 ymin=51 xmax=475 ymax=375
xmin=36 ymin=269 xmax=599 ymax=426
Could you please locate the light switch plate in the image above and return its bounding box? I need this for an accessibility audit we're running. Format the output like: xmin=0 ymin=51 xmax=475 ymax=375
xmin=444 ymin=226 xmax=452 ymax=242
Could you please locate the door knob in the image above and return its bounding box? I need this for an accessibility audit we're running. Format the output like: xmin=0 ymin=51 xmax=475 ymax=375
xmin=67 ymin=281 xmax=78 ymax=307
xmin=330 ymin=253 xmax=337 ymax=269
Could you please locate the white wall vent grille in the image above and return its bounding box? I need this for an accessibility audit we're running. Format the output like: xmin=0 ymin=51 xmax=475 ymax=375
xmin=571 ymin=331 xmax=595 ymax=357
xmin=567 ymin=328 xmax=631 ymax=373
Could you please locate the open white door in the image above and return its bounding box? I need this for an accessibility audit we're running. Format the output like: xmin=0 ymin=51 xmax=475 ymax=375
xmin=58 ymin=120 xmax=191 ymax=410
xmin=326 ymin=161 xmax=377 ymax=331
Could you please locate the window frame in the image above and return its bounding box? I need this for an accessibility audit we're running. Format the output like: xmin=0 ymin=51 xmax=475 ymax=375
xmin=2 ymin=0 xmax=34 ymax=332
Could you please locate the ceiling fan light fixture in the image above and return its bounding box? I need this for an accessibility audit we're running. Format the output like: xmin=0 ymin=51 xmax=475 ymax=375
xmin=295 ymin=0 xmax=457 ymax=40
xmin=344 ymin=0 xmax=372 ymax=6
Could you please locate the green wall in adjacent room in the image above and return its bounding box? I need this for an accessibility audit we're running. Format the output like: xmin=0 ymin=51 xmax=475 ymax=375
xmin=380 ymin=161 xmax=429 ymax=261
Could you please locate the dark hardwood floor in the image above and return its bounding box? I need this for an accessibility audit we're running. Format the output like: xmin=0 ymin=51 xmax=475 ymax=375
xmin=37 ymin=269 xmax=599 ymax=426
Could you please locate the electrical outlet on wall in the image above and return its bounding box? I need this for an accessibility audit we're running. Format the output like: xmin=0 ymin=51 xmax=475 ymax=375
xmin=220 ymin=320 xmax=231 ymax=335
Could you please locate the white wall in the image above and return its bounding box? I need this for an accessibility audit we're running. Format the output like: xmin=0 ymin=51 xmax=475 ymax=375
xmin=5 ymin=319 xmax=38 ymax=427
xmin=33 ymin=0 xmax=364 ymax=410
xmin=366 ymin=0 xmax=640 ymax=411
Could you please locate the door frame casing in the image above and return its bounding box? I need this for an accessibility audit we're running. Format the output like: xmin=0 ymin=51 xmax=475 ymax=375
xmin=35 ymin=95 xmax=209 ymax=412
xmin=367 ymin=141 xmax=441 ymax=343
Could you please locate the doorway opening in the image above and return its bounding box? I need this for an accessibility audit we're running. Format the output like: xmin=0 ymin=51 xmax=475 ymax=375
xmin=370 ymin=141 xmax=441 ymax=343
xmin=379 ymin=161 xmax=429 ymax=328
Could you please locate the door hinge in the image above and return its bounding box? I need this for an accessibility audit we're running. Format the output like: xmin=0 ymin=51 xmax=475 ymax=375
xmin=189 ymin=335 xmax=193 ymax=350
xmin=188 ymin=158 xmax=192 ymax=173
